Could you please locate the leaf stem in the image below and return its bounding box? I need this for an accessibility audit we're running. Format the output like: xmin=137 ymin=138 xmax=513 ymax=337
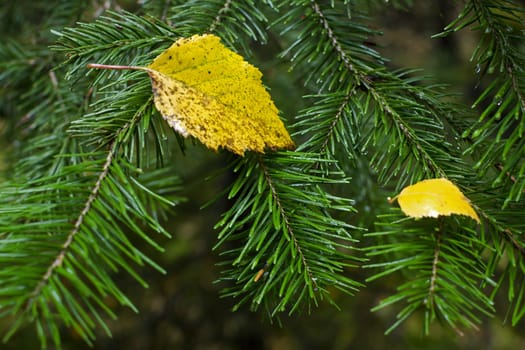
xmin=87 ymin=63 xmax=146 ymax=71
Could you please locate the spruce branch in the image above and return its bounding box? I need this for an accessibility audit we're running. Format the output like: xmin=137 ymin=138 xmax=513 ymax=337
xmin=366 ymin=215 xmax=495 ymax=334
xmin=208 ymin=0 xmax=233 ymax=33
xmin=316 ymin=89 xmax=355 ymax=159
xmin=310 ymin=0 xmax=363 ymax=85
xmin=503 ymin=228 xmax=525 ymax=257
xmin=278 ymin=1 xmax=454 ymax=189
xmin=0 ymin=83 xmax=178 ymax=345
xmin=52 ymin=11 xmax=178 ymax=80
xmin=215 ymin=153 xmax=361 ymax=315
xmin=294 ymin=89 xmax=359 ymax=169
xmin=168 ymin=0 xmax=270 ymax=54
xmin=431 ymin=1 xmax=525 ymax=324
xmin=277 ymin=2 xmax=501 ymax=332
xmin=258 ymin=155 xmax=318 ymax=291
xmin=28 ymin=139 xmax=116 ymax=308
xmin=436 ymin=0 xmax=525 ymax=202
xmin=0 ymin=9 xmax=185 ymax=346
xmin=367 ymin=78 xmax=448 ymax=182
xmin=428 ymin=226 xmax=442 ymax=304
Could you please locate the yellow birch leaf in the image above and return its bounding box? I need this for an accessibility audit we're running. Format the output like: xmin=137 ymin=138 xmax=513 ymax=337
xmin=389 ymin=178 xmax=480 ymax=223
xmin=89 ymin=34 xmax=295 ymax=156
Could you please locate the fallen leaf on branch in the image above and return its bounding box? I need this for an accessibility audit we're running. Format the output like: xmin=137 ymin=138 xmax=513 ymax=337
xmin=388 ymin=178 xmax=480 ymax=223
xmin=88 ymin=34 xmax=295 ymax=156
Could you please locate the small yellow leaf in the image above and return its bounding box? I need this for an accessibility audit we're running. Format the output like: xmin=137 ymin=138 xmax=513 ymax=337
xmin=147 ymin=34 xmax=294 ymax=156
xmin=390 ymin=178 xmax=480 ymax=223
